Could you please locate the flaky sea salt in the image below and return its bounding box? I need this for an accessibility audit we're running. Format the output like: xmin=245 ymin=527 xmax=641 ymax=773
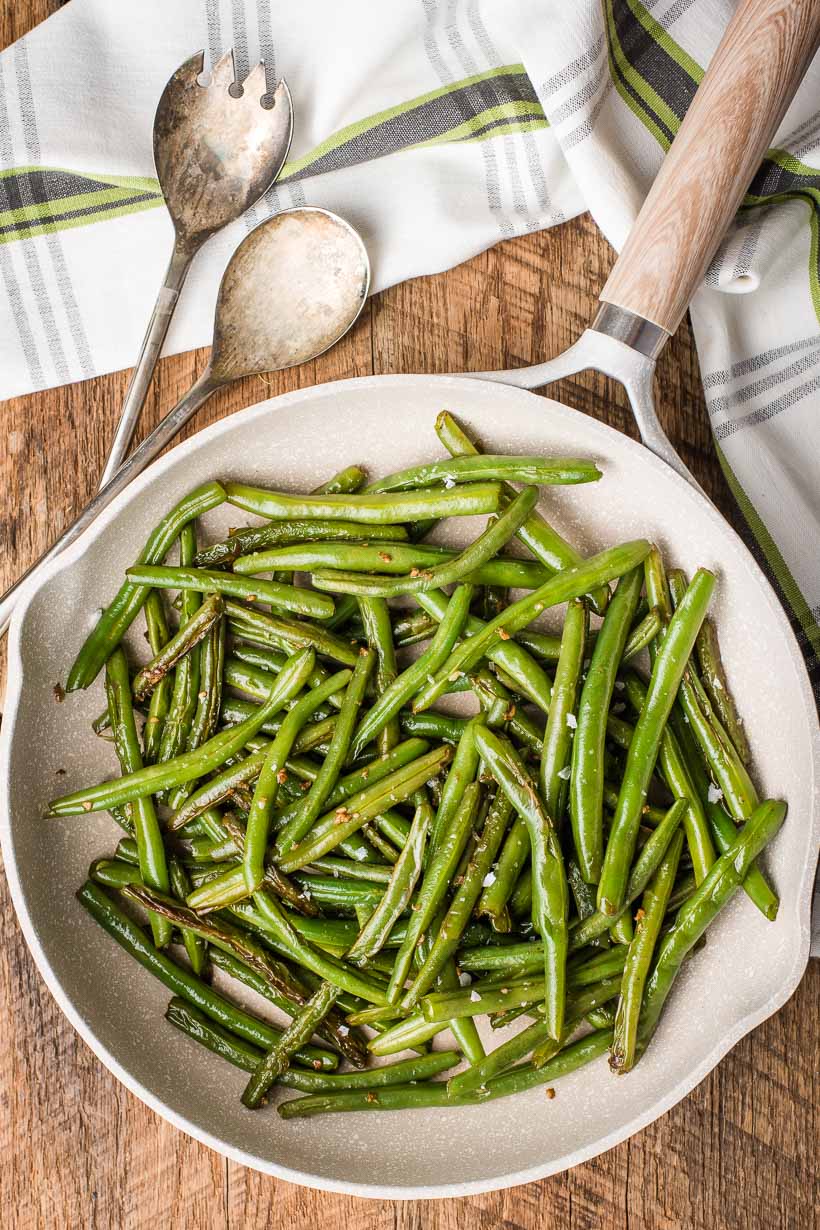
xmin=557 ymin=765 xmax=571 ymax=780
xmin=337 ymin=1025 xmax=349 ymax=1036
xmin=458 ymin=971 xmax=473 ymax=987
xmin=482 ymin=871 xmax=497 ymax=887
xmin=707 ymin=783 xmax=724 ymax=804
xmin=469 ymin=990 xmax=482 ymax=1003
xmin=443 ymin=476 xmax=457 ymax=489
xmin=566 ymin=713 xmax=577 ymax=730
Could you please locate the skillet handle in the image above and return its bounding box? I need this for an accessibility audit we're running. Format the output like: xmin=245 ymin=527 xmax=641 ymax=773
xmin=599 ymin=0 xmax=820 ymax=336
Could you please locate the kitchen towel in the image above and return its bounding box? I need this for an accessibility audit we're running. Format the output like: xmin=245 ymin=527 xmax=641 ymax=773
xmin=0 ymin=3 xmax=817 ymax=937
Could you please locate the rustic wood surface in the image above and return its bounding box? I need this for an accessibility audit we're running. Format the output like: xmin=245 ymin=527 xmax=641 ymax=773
xmin=0 ymin=4 xmax=817 ymax=1228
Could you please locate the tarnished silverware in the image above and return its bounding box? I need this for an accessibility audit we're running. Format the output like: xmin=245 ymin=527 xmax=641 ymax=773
xmin=0 ymin=208 xmax=369 ymax=636
xmin=100 ymin=49 xmax=293 ymax=486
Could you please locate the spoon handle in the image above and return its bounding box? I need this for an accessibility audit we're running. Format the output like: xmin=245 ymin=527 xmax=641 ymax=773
xmin=0 ymin=368 xmax=223 ymax=639
xmin=99 ymin=237 xmax=194 ymax=487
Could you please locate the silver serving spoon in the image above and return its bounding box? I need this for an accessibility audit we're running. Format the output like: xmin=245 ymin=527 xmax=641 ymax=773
xmin=0 ymin=208 xmax=369 ymax=635
xmin=99 ymin=49 xmax=293 ymax=487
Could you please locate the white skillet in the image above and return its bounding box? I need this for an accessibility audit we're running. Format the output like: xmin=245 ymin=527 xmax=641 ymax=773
xmin=0 ymin=0 xmax=818 ymax=1200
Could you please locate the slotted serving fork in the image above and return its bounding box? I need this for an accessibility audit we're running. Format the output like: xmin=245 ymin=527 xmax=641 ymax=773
xmin=99 ymin=48 xmax=293 ymax=485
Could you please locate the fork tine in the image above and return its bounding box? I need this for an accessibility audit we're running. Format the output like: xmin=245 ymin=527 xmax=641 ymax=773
xmin=210 ymin=47 xmax=236 ymax=88
xmin=242 ymin=61 xmax=268 ymax=99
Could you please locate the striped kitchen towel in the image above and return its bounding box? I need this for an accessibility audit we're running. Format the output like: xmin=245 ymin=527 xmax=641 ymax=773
xmin=0 ymin=1 xmax=818 ymax=714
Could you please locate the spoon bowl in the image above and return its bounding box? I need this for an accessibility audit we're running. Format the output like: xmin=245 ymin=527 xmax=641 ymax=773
xmin=211 ymin=208 xmax=370 ymax=380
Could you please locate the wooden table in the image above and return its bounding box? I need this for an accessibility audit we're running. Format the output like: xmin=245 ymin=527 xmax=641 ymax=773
xmin=1 ymin=4 xmax=817 ymax=1227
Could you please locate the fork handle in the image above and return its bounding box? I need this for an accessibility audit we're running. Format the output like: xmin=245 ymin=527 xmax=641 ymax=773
xmin=99 ymin=236 xmax=193 ymax=487
xmin=600 ymin=0 xmax=820 ymax=335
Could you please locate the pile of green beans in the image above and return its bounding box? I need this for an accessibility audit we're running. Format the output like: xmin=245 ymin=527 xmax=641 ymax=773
xmin=52 ymin=418 xmax=785 ymax=1120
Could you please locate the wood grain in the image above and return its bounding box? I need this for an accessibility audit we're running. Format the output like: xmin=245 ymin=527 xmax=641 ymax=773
xmin=0 ymin=4 xmax=817 ymax=1228
xmin=601 ymin=0 xmax=820 ymax=333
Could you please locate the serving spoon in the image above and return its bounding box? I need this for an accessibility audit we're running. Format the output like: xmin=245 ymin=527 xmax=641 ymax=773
xmin=99 ymin=49 xmax=294 ymax=487
xmin=0 ymin=207 xmax=369 ymax=635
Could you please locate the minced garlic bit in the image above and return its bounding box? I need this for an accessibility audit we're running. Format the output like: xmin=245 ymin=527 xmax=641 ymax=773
xmin=276 ymin=768 xmax=288 ymax=784
xmin=497 ymin=627 xmax=510 ymax=640
xmin=545 ymin=1087 xmax=556 ymax=1100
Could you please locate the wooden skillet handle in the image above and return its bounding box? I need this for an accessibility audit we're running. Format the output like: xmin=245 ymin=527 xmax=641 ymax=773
xmin=599 ymin=0 xmax=820 ymax=336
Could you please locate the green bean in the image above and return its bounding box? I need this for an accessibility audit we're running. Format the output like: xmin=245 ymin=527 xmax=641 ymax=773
xmin=277 ymin=745 xmax=451 ymax=872
xmin=351 ymin=588 xmax=473 ymax=760
xmin=368 ymin=454 xmax=601 ymax=491
xmin=104 ymin=648 xmax=171 ymax=947
xmin=167 ymin=610 xmax=228 ymax=811
xmin=167 ymin=998 xmax=456 ymax=1089
xmin=470 ymin=670 xmax=545 ymax=752
xmin=242 ymin=981 xmax=342 ymax=1108
xmin=234 ymin=542 xmax=549 ymax=590
xmin=225 ymin=599 xmax=360 ymax=667
xmin=399 ymin=711 xmax=467 ymax=744
xmin=125 ymin=564 xmax=335 ymax=620
xmin=312 ymin=489 xmax=538 ymax=598
xmin=142 ymin=590 xmax=173 ymax=762
xmin=413 ymin=589 xmax=553 ymax=714
xmin=610 ymin=828 xmax=684 ymax=1074
xmin=273 ymin=739 xmax=428 ymax=834
xmin=623 ymin=675 xmax=716 ymax=885
xmin=568 ymin=799 xmax=687 ymax=949
xmin=635 ymin=800 xmax=786 ymax=1059
xmin=195 ymin=519 xmax=408 ymax=570
xmin=281 ymin=1029 xmax=611 ymax=1117
xmin=413 ymin=540 xmax=651 ymax=712
xmin=276 ymin=636 xmax=376 ymax=852
xmin=194 ymin=948 xmax=367 ymax=1066
xmin=123 ymin=883 xmax=316 ymax=1008
xmin=292 ymin=876 xmax=385 ymax=913
xmin=597 ymin=569 xmax=715 ymax=917
xmin=132 ymin=594 xmax=224 ymax=701
xmin=622 ymin=606 xmax=663 ymax=663
xmin=243 ymin=670 xmax=354 ymax=891
xmin=357 ymin=598 xmax=399 ymax=753
xmin=571 ymin=569 xmax=642 ymax=882
xmin=477 ymin=815 xmax=529 ymax=932
xmin=450 ymin=974 xmax=622 ymax=1094
xmin=67 ymin=481 xmax=227 ymax=691
xmin=226 ymin=481 xmax=504 ymax=524
xmin=90 ymin=857 xmax=144 ymax=888
xmin=78 ymin=881 xmax=336 ymax=1069
xmin=473 ymin=728 xmax=568 ymax=1039
xmin=540 ymin=597 xmax=587 ymax=822
xmin=678 ymin=667 xmax=759 ymax=822
xmin=224 ymin=656 xmax=342 ymax=717
xmin=155 ymin=524 xmax=202 ymax=780
xmin=402 ymin=792 xmax=513 ymax=1007
xmin=434 ymin=412 xmax=610 ymax=615
xmin=220 ymin=702 xmax=337 ymax=757
xmin=667 ymin=707 xmax=777 ymax=919
xmin=307 ymin=857 xmax=393 ymax=884
xmin=346 ymin=800 xmax=430 ymax=966
xmin=693 ymin=614 xmax=751 ymax=765
xmin=387 ymin=781 xmax=482 ymax=1003
xmin=169 ymin=857 xmax=208 ymax=976
xmin=168 ymin=750 xmax=269 ymax=830
xmin=249 ymin=890 xmax=390 ymax=1004
xmin=48 ymin=649 xmax=316 ymax=816
xmin=427 ymin=714 xmax=484 ymax=855
xmin=586 ymin=1004 xmax=616 ymax=1029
